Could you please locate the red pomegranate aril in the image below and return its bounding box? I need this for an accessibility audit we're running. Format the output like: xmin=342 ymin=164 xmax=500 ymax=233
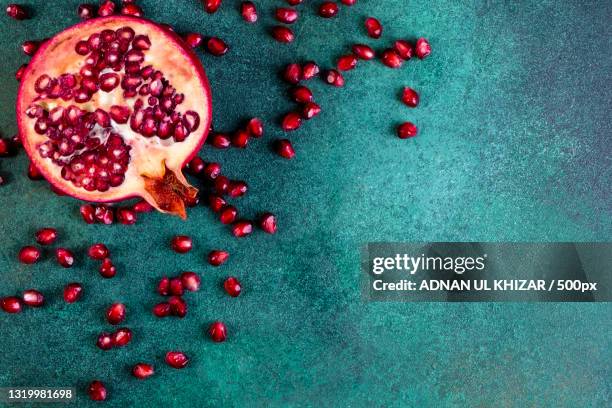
xmin=364 ymin=17 xmax=382 ymax=38
xmin=259 ymin=213 xmax=277 ymax=234
xmin=275 ymin=7 xmax=298 ymax=24
xmin=112 ymin=327 xmax=132 ymax=347
xmin=401 ymin=87 xmax=419 ymax=107
xmin=381 ymin=49 xmax=403 ymax=68
xmin=22 ymin=40 xmax=40 ymax=56
xmin=231 ymin=130 xmax=249 ymax=148
xmin=271 ymin=26 xmax=294 ymax=43
xmin=394 ymin=40 xmax=414 ymax=60
xmin=171 ymin=235 xmax=193 ymax=253
xmin=121 ymin=3 xmax=143 ymax=16
xmin=301 ymin=61 xmax=319 ymax=80
xmin=15 ymin=64 xmax=27 ymax=81
xmin=203 ymin=162 xmax=221 ymax=180
xmin=165 ymin=351 xmax=189 ymax=369
xmin=168 ymin=296 xmax=187 ymax=317
xmin=55 ymin=248 xmax=75 ymax=268
xmin=323 ymin=69 xmax=344 ymax=87
xmin=415 ymin=37 xmax=431 ymax=59
xmin=106 ymin=303 xmax=126 ymax=325
xmin=88 ymin=243 xmax=109 ymax=260
xmin=1 ymin=297 xmax=22 ymax=313
xmin=28 ymin=162 xmax=43 ymax=180
xmin=80 ymin=204 xmax=96 ymax=224
xmin=291 ymin=86 xmax=313 ymax=103
xmin=88 ymin=381 xmax=107 ymax=401
xmin=352 ymin=44 xmax=375 ymax=60
xmin=184 ymin=32 xmax=204 ymax=48
xmin=302 ymin=102 xmax=321 ymax=120
xmin=318 ymin=2 xmax=338 ymax=18
xmin=228 ymin=181 xmax=248 ymax=198
xmin=99 ymin=258 xmax=117 ymax=278
xmin=203 ymin=0 xmax=221 ymax=13
xmin=77 ymin=4 xmax=96 ymax=19
xmin=6 ymin=3 xmax=27 ymax=19
xmin=208 ymin=250 xmax=229 ymax=266
xmin=63 ymin=283 xmax=83 ymax=303
xmin=22 ymin=289 xmax=44 ymax=307
xmin=275 ymin=139 xmax=295 ymax=159
xmin=214 ymin=175 xmax=230 ymax=194
xmin=210 ymin=133 xmax=231 ymax=149
xmin=286 ymin=0 xmax=302 ymax=4
xmin=340 ymin=0 xmax=356 ymax=5
xmin=98 ymin=0 xmax=115 ymax=16
xmin=208 ymin=321 xmax=227 ymax=342
xmin=0 ymin=138 xmax=14 ymax=156
xmin=186 ymin=156 xmax=205 ymax=175
xmin=232 ymin=220 xmax=253 ymax=238
xmin=35 ymin=228 xmax=57 ymax=245
xmin=241 ymin=1 xmax=257 ymax=23
xmin=206 ymin=37 xmax=228 ymax=56
xmin=219 ymin=205 xmax=237 ymax=224
xmin=246 ymin=118 xmax=263 ymax=138
xmin=96 ymin=332 xmax=114 ymax=350
xmin=157 ymin=276 xmax=170 ymax=296
xmin=132 ymin=363 xmax=154 ymax=379
xmin=19 ymin=246 xmax=41 ymax=264
xmin=93 ymin=206 xmax=114 ymax=225
xmin=116 ymin=207 xmax=137 ymax=225
xmin=283 ymin=63 xmax=302 ymax=84
xmin=282 ymin=112 xmax=302 ymax=131
xmin=133 ymin=200 xmax=154 ymax=213
xmin=153 ymin=302 xmax=171 ymax=317
xmin=208 ymin=194 xmax=226 ymax=212
xmin=224 ymin=277 xmax=242 ymax=297
xmin=169 ymin=278 xmax=184 ymax=296
xmin=181 ymin=272 xmax=201 ymax=292
xmin=397 ymin=122 xmax=418 ymax=139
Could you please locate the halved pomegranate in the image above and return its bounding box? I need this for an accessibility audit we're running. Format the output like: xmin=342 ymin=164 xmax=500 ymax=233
xmin=17 ymin=16 xmax=212 ymax=219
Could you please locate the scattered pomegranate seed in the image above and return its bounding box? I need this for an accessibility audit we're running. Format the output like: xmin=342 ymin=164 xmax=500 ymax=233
xmin=28 ymin=162 xmax=43 ymax=180
xmin=99 ymin=258 xmax=117 ymax=278
xmin=63 ymin=283 xmax=83 ymax=303
xmin=291 ymin=86 xmax=314 ymax=103
xmin=241 ymin=1 xmax=258 ymax=23
xmin=112 ymin=328 xmax=132 ymax=347
xmin=184 ymin=32 xmax=204 ymax=48
xmin=171 ymin=235 xmax=193 ymax=253
xmin=247 ymin=118 xmax=264 ymax=138
xmin=352 ymin=44 xmax=375 ymax=60
xmin=80 ymin=204 xmax=96 ymax=224
xmin=186 ymin=157 xmax=206 ymax=176
xmin=157 ymin=276 xmax=170 ymax=296
xmin=208 ymin=321 xmax=227 ymax=342
xmin=210 ymin=133 xmax=231 ymax=149
xmin=381 ymin=49 xmax=403 ymax=68
xmin=394 ymin=40 xmax=413 ymax=60
xmin=340 ymin=0 xmax=356 ymax=5
xmin=286 ymin=0 xmax=302 ymax=5
xmin=132 ymin=363 xmax=154 ymax=379
xmin=153 ymin=302 xmax=171 ymax=317
xmin=397 ymin=122 xmax=418 ymax=139
xmin=96 ymin=332 xmax=114 ymax=350
xmin=259 ymin=213 xmax=277 ymax=234
xmin=35 ymin=228 xmax=57 ymax=245
xmin=88 ymin=243 xmax=109 ymax=260
xmin=323 ymin=69 xmax=344 ymax=87
xmin=94 ymin=205 xmax=114 ymax=225
xmin=283 ymin=63 xmax=302 ymax=84
xmin=231 ymin=130 xmax=249 ymax=148
xmin=22 ymin=40 xmax=40 ymax=56
xmin=106 ymin=303 xmax=126 ymax=325
xmin=364 ymin=17 xmax=382 ymax=38
xmin=302 ymin=102 xmax=321 ymax=120
xmin=55 ymin=248 xmax=75 ymax=268
xmin=232 ymin=220 xmax=254 ymax=238
xmin=271 ymin=26 xmax=295 ymax=43
xmin=203 ymin=162 xmax=222 ymax=180
xmin=18 ymin=246 xmax=41 ymax=264
xmin=282 ymin=112 xmax=302 ymax=131
xmin=116 ymin=207 xmax=137 ymax=225
xmin=275 ymin=139 xmax=295 ymax=159
xmin=1 ymin=297 xmax=22 ymax=313
xmin=87 ymin=381 xmax=107 ymax=401
xmin=6 ymin=4 xmax=27 ymax=20
xmin=203 ymin=0 xmax=221 ymax=13
xmin=15 ymin=63 xmax=27 ymax=81
xmin=206 ymin=37 xmax=229 ymax=56
xmin=214 ymin=176 xmax=230 ymax=194
xmin=180 ymin=272 xmax=201 ymax=292
xmin=169 ymin=278 xmax=184 ymax=296
xmin=224 ymin=277 xmax=242 ymax=297
xmin=120 ymin=3 xmax=143 ymax=16
xmin=337 ymin=54 xmax=358 ymax=71
xmin=22 ymin=289 xmax=44 ymax=307
xmin=77 ymin=4 xmax=96 ymax=19
xmin=168 ymin=296 xmax=187 ymax=317
xmin=275 ymin=7 xmax=298 ymax=24
xmin=0 ymin=138 xmax=14 ymax=156
xmin=219 ymin=205 xmax=237 ymax=224
xmin=401 ymin=87 xmax=419 ymax=107
xmin=208 ymin=250 xmax=229 ymax=266
xmin=228 ymin=181 xmax=248 ymax=198
xmin=302 ymin=61 xmax=320 ymax=80
xmin=318 ymin=2 xmax=339 ymax=18
xmin=98 ymin=0 xmax=115 ymax=16
xmin=208 ymin=194 xmax=226 ymax=212
xmin=165 ymin=351 xmax=189 ymax=368
xmin=415 ymin=38 xmax=431 ymax=59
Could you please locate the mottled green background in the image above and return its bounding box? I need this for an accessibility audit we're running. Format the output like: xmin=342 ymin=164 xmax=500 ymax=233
xmin=0 ymin=0 xmax=610 ymax=407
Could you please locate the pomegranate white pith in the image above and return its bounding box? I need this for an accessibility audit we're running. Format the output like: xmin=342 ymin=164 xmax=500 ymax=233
xmin=17 ymin=16 xmax=212 ymax=218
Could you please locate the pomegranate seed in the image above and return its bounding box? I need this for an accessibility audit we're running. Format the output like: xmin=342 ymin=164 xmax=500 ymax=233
xmin=352 ymin=44 xmax=375 ymax=60
xmin=364 ymin=17 xmax=382 ymax=38
xmin=286 ymin=0 xmax=302 ymax=4
xmin=106 ymin=303 xmax=126 ymax=325
xmin=22 ymin=40 xmax=40 ymax=56
xmin=96 ymin=332 xmax=114 ymax=350
xmin=157 ymin=276 xmax=170 ymax=296
xmin=186 ymin=156 xmax=206 ymax=175
xmin=94 ymin=205 xmax=114 ymax=225
xmin=203 ymin=162 xmax=221 ymax=180
xmin=219 ymin=205 xmax=237 ymax=224
xmin=133 ymin=200 xmax=153 ymax=213
xmin=99 ymin=258 xmax=117 ymax=278
xmin=224 ymin=277 xmax=242 ymax=297
xmin=112 ymin=327 xmax=132 ymax=347
xmin=291 ymin=86 xmax=313 ymax=103
xmin=323 ymin=69 xmax=344 ymax=87
xmin=28 ymin=162 xmax=43 ymax=180
xmin=1 ymin=297 xmax=22 ymax=313
xmin=302 ymin=102 xmax=321 ymax=120
xmin=259 ymin=213 xmax=277 ymax=234
xmin=181 ymin=272 xmax=201 ymax=292
xmin=228 ymin=181 xmax=248 ymax=198
xmin=415 ymin=38 xmax=431 ymax=59
xmin=208 ymin=250 xmax=229 ymax=266
xmin=241 ymin=1 xmax=257 ymax=23
xmin=232 ymin=220 xmax=253 ymax=238
xmin=6 ymin=3 xmax=27 ymax=20
xmin=184 ymin=32 xmax=204 ymax=48
xmin=231 ymin=130 xmax=249 ymax=148
xmin=80 ymin=204 xmax=96 ymax=224
xmin=282 ymin=112 xmax=302 ymax=131
xmin=168 ymin=296 xmax=187 ymax=317
xmin=271 ymin=26 xmax=294 ymax=43
xmin=120 ymin=3 xmax=142 ymax=16
xmin=206 ymin=37 xmax=228 ymax=56
xmin=275 ymin=7 xmax=298 ymax=24
xmin=208 ymin=321 xmax=227 ymax=342
xmin=275 ymin=139 xmax=295 ymax=159
xmin=35 ymin=228 xmax=57 ymax=245
xmin=210 ymin=132 xmax=231 ymax=149
xmin=381 ymin=49 xmax=403 ymax=68
xmin=22 ymin=289 xmax=44 ymax=307
xmin=246 ymin=118 xmax=263 ymax=138
xmin=283 ymin=63 xmax=302 ymax=84
xmin=165 ymin=351 xmax=189 ymax=368
xmin=18 ymin=246 xmax=41 ymax=264
xmin=169 ymin=278 xmax=184 ymax=296
xmin=208 ymin=194 xmax=226 ymax=212
xmin=401 ymin=87 xmax=419 ymax=107
xmin=88 ymin=243 xmax=109 ymax=260
xmin=318 ymin=2 xmax=338 ymax=18
xmin=63 ymin=283 xmax=83 ymax=303
xmin=55 ymin=248 xmax=75 ymax=268
xmin=77 ymin=4 xmax=96 ymax=19
xmin=98 ymin=0 xmax=115 ymax=16
xmin=214 ymin=175 xmax=230 ymax=194
xmin=153 ymin=302 xmax=171 ymax=317
xmin=15 ymin=63 xmax=27 ymax=81
xmin=394 ymin=40 xmax=413 ymax=60
xmin=87 ymin=381 xmax=107 ymax=401
xmin=116 ymin=207 xmax=137 ymax=225
xmin=340 ymin=0 xmax=356 ymax=5
xmin=397 ymin=122 xmax=418 ymax=139
xmin=0 ymin=138 xmax=14 ymax=156
xmin=302 ymin=61 xmax=320 ymax=80
xmin=203 ymin=0 xmax=221 ymax=13
xmin=171 ymin=235 xmax=193 ymax=253
xmin=132 ymin=363 xmax=154 ymax=379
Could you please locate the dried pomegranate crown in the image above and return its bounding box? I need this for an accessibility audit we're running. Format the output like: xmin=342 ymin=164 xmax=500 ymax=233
xmin=17 ymin=16 xmax=212 ymax=219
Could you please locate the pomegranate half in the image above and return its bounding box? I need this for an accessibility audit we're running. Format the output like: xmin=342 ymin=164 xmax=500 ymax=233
xmin=17 ymin=16 xmax=212 ymax=218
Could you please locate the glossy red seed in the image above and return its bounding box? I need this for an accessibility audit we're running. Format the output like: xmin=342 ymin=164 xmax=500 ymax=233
xmin=301 ymin=61 xmax=319 ymax=80
xmin=219 ymin=205 xmax=237 ymax=224
xmin=282 ymin=112 xmax=302 ymax=131
xmin=153 ymin=302 xmax=171 ymax=317
xmin=211 ymin=133 xmax=231 ymax=149
xmin=241 ymin=1 xmax=258 ymax=23
xmin=228 ymin=181 xmax=248 ymax=198
xmin=397 ymin=122 xmax=418 ymax=139
xmin=203 ymin=0 xmax=221 ymax=13
xmin=381 ymin=49 xmax=403 ymax=68
xmin=401 ymin=87 xmax=419 ymax=107
xmin=168 ymin=296 xmax=187 ymax=317
xmin=98 ymin=0 xmax=115 ymax=16
xmin=337 ymin=54 xmax=357 ymax=71
xmin=271 ymin=26 xmax=294 ymax=43
xmin=232 ymin=220 xmax=253 ymax=238
xmin=275 ymin=7 xmax=298 ymax=24
xmin=214 ymin=175 xmax=230 ymax=194
xmin=157 ymin=276 xmax=170 ymax=296
xmin=206 ymin=37 xmax=228 ymax=56
xmin=97 ymin=332 xmax=114 ymax=350
xmin=88 ymin=381 xmax=107 ymax=401
xmin=283 ymin=63 xmax=302 ymax=84
xmin=208 ymin=194 xmax=226 ymax=212
xmin=364 ymin=17 xmax=382 ymax=38
xmin=94 ymin=205 xmax=114 ymax=225
xmin=352 ymin=44 xmax=375 ymax=60
xmin=22 ymin=289 xmax=44 ymax=307
xmin=165 ymin=351 xmax=189 ymax=368
xmin=286 ymin=0 xmax=302 ymax=4
xmin=184 ymin=32 xmax=203 ymax=48
xmin=208 ymin=250 xmax=229 ymax=266
xmin=99 ymin=258 xmax=117 ymax=278
xmin=132 ymin=363 xmax=154 ymax=379
xmin=415 ymin=38 xmax=431 ymax=59
xmin=6 ymin=4 xmax=27 ymax=20
xmin=22 ymin=40 xmax=40 ymax=56
xmin=169 ymin=278 xmax=184 ymax=296
xmin=301 ymin=102 xmax=321 ymax=120
xmin=35 ymin=228 xmax=57 ymax=245
xmin=132 ymin=200 xmax=153 ymax=213
xmin=180 ymin=272 xmax=201 ymax=292
xmin=80 ymin=204 xmax=96 ymax=224
xmin=116 ymin=207 xmax=137 ymax=225
xmin=28 ymin=162 xmax=43 ymax=180
xmin=171 ymin=235 xmax=193 ymax=253
xmin=88 ymin=243 xmax=109 ymax=260
xmin=291 ymin=86 xmax=313 ymax=103
xmin=275 ymin=139 xmax=295 ymax=159
xmin=19 ymin=246 xmax=41 ymax=264
xmin=186 ymin=157 xmax=206 ymax=175
xmin=232 ymin=129 xmax=249 ymax=148
xmin=323 ymin=69 xmax=344 ymax=87
xmin=106 ymin=303 xmax=126 ymax=325
xmin=1 ymin=297 xmax=22 ymax=313
xmin=120 ymin=3 xmax=142 ymax=16
xmin=394 ymin=40 xmax=413 ymax=60
xmin=246 ymin=118 xmax=263 ymax=137
xmin=55 ymin=248 xmax=75 ymax=268
xmin=203 ymin=162 xmax=221 ymax=180
xmin=224 ymin=277 xmax=242 ymax=297
xmin=112 ymin=328 xmax=132 ymax=347
xmin=63 ymin=283 xmax=83 ymax=303
xmin=318 ymin=2 xmax=338 ymax=18
xmin=340 ymin=0 xmax=356 ymax=5
xmin=15 ymin=63 xmax=27 ymax=81
xmin=77 ymin=4 xmax=96 ymax=19
xmin=259 ymin=213 xmax=277 ymax=234
xmin=208 ymin=321 xmax=227 ymax=342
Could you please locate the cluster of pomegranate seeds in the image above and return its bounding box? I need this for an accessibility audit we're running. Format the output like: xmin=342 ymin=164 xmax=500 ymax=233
xmin=208 ymin=321 xmax=227 ymax=342
xmin=171 ymin=235 xmax=193 ymax=253
xmin=132 ymin=363 xmax=155 ymax=379
xmin=106 ymin=303 xmax=126 ymax=325
xmin=5 ymin=3 xmax=27 ymax=20
xmin=63 ymin=282 xmax=83 ymax=303
xmin=208 ymin=250 xmax=229 ymax=266
xmin=223 ymin=277 xmax=241 ymax=297
xmin=80 ymin=203 xmax=144 ymax=225
xmin=165 ymin=351 xmax=189 ymax=368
